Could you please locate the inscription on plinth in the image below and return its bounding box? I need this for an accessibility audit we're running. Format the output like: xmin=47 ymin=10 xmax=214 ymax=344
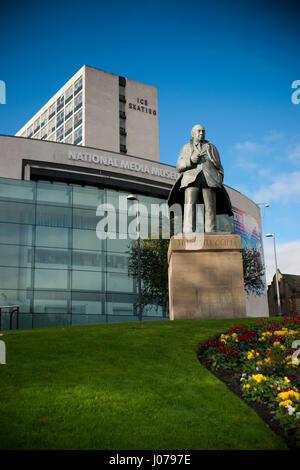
xmin=168 ymin=234 xmax=246 ymax=320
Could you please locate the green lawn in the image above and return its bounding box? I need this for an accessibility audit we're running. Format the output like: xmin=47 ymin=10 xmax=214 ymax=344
xmin=0 ymin=318 xmax=287 ymax=450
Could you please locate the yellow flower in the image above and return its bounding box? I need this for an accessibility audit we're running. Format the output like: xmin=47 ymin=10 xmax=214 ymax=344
xmin=252 ymin=374 xmax=267 ymax=384
xmin=254 ymin=387 xmax=257 ymax=392
xmin=264 ymin=357 xmax=271 ymax=364
xmin=232 ymin=333 xmax=237 ymax=338
xmin=279 ymin=399 xmax=293 ymax=407
xmin=243 ymin=384 xmax=250 ymax=389
xmin=280 ymin=345 xmax=286 ymax=350
xmin=257 ymin=361 xmax=262 ymax=366
xmin=277 ymin=390 xmax=300 ymax=401
xmin=273 ymin=342 xmax=280 ymax=347
xmin=284 ymin=376 xmax=290 ymax=384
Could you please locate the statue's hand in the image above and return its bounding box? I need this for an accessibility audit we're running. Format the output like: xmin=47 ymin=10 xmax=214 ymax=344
xmin=190 ymin=153 xmax=200 ymax=164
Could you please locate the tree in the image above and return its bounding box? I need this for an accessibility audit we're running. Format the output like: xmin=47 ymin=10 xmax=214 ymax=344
xmin=241 ymin=246 xmax=265 ymax=295
xmin=127 ymin=238 xmax=169 ymax=314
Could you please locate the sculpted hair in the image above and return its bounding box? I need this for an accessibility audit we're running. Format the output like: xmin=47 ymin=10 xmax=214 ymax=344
xmin=191 ymin=124 xmax=205 ymax=138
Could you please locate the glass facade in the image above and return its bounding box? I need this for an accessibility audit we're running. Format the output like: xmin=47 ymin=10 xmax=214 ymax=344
xmin=0 ymin=177 xmax=167 ymax=330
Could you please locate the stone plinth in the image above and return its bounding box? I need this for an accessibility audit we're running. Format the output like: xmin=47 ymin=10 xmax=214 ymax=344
xmin=168 ymin=234 xmax=246 ymax=320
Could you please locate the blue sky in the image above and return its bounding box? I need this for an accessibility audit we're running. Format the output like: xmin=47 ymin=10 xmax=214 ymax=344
xmin=1 ymin=0 xmax=300 ymax=283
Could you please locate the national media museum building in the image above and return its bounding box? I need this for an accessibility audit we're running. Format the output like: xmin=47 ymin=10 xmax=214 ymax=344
xmin=0 ymin=65 xmax=269 ymax=329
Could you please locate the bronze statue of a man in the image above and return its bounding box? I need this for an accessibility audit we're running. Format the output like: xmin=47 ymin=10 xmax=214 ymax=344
xmin=168 ymin=124 xmax=232 ymax=233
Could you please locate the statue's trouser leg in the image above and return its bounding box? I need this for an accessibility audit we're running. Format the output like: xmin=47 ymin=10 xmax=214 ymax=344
xmin=202 ymin=188 xmax=216 ymax=232
xmin=183 ymin=187 xmax=199 ymax=233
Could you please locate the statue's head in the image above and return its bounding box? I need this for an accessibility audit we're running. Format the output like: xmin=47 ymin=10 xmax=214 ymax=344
xmin=191 ymin=124 xmax=205 ymax=143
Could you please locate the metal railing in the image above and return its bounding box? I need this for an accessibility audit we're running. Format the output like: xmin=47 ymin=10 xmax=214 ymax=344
xmin=0 ymin=305 xmax=20 ymax=330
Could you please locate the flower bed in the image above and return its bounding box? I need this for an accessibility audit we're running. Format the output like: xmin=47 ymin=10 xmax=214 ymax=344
xmin=199 ymin=316 xmax=300 ymax=447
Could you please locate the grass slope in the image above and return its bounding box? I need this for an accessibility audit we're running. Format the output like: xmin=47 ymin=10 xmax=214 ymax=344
xmin=0 ymin=318 xmax=287 ymax=450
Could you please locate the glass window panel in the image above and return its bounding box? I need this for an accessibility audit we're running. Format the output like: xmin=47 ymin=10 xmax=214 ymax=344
xmin=72 ymin=314 xmax=106 ymax=325
xmin=74 ymin=110 xmax=82 ymax=127
xmin=34 ymin=269 xmax=68 ymax=289
xmin=56 ymin=125 xmax=64 ymax=141
xmin=143 ymin=304 xmax=163 ymax=317
xmin=73 ymin=207 xmax=98 ymax=230
xmin=74 ymin=76 xmax=82 ymax=94
xmin=57 ymin=94 xmax=64 ymax=109
xmin=41 ymin=126 xmax=47 ymax=139
xmin=0 ymin=222 xmax=33 ymax=246
xmin=74 ymin=92 xmax=82 ymax=110
xmin=34 ymin=248 xmax=70 ymax=270
xmin=106 ymin=253 xmax=128 ymax=273
xmin=33 ymin=313 xmax=71 ymax=328
xmin=0 ymin=178 xmax=35 ymax=201
xmin=71 ymin=291 xmax=104 ymax=315
xmin=0 ymin=200 xmax=35 ymax=224
xmin=48 ymin=117 xmax=55 ymax=134
xmin=64 ymin=134 xmax=73 ymax=144
xmin=0 ymin=267 xmax=32 ymax=289
xmin=36 ymin=204 xmax=72 ymax=228
xmin=34 ymin=117 xmax=40 ymax=131
xmin=27 ymin=124 xmax=33 ymax=137
xmin=106 ymin=299 xmax=134 ymax=316
xmin=106 ymin=272 xmax=133 ymax=292
xmin=71 ymin=270 xmax=102 ymax=291
xmin=57 ymin=110 xmax=64 ymax=123
xmin=74 ymin=126 xmax=82 ymax=144
xmin=72 ymin=228 xmax=104 ymax=251
xmin=35 ymin=226 xmax=69 ymax=248
xmin=49 ymin=102 xmax=56 ymax=117
xmin=37 ymin=181 xmax=71 ymax=205
xmin=72 ymin=186 xmax=104 ymax=209
xmin=65 ymin=101 xmax=73 ymax=116
xmin=33 ymin=290 xmax=69 ymax=314
xmin=72 ymin=250 xmax=104 ymax=271
xmin=0 ymin=244 xmax=33 ymax=267
xmin=107 ymin=237 xmax=132 ymax=254
xmin=0 ymin=289 xmax=32 ymax=313
xmin=65 ymin=117 xmax=73 ymax=134
xmin=17 ymin=313 xmax=33 ymax=329
xmin=41 ymin=111 xmax=47 ymax=127
xmin=65 ymin=85 xmax=73 ymax=101
xmin=106 ymin=189 xmax=130 ymax=207
xmin=33 ymin=130 xmax=41 ymax=139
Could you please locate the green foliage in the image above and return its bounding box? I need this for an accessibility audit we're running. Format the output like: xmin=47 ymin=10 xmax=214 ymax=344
xmin=241 ymin=247 xmax=265 ymax=295
xmin=128 ymin=238 xmax=169 ymax=312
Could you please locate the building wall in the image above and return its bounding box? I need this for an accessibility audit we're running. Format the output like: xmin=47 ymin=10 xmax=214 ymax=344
xmin=84 ymin=67 xmax=119 ymax=153
xmin=268 ymin=272 xmax=300 ymax=316
xmin=226 ymin=186 xmax=269 ymax=318
xmin=125 ymin=78 xmax=159 ymax=161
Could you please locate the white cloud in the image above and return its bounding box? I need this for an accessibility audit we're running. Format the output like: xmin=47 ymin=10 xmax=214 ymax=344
xmin=234 ymin=141 xmax=265 ymax=152
xmin=263 ymin=239 xmax=300 ymax=285
xmin=252 ymin=171 xmax=300 ymax=203
xmin=263 ymin=130 xmax=284 ymax=142
xmin=288 ymin=143 xmax=300 ymax=163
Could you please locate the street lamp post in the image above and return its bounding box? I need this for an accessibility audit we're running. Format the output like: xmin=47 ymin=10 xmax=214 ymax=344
xmin=265 ymin=233 xmax=282 ymax=316
xmin=127 ymin=194 xmax=142 ymax=321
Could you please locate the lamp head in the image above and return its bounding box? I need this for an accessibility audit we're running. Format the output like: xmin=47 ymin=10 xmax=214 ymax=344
xmin=127 ymin=194 xmax=137 ymax=201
